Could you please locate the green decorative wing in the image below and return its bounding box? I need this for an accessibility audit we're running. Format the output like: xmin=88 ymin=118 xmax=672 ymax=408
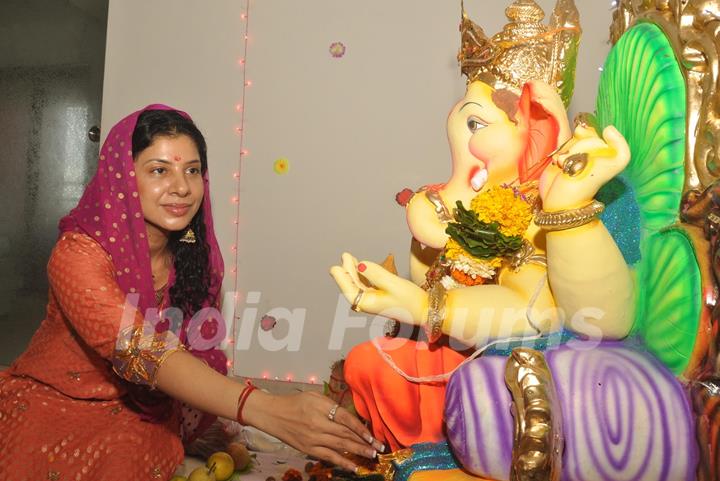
xmin=633 ymin=228 xmax=702 ymax=374
xmin=596 ymin=22 xmax=686 ymax=260
xmin=595 ymin=22 xmax=699 ymax=374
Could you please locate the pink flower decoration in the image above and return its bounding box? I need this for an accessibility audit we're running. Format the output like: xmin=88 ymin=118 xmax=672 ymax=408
xmin=329 ymin=42 xmax=346 ymax=58
xmin=395 ymin=188 xmax=415 ymax=207
xmin=260 ymin=315 xmax=277 ymax=331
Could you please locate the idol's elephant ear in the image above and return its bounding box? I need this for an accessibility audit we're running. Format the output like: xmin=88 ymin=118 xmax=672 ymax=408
xmin=595 ymin=22 xmax=712 ymax=378
xmin=515 ymin=81 xmax=571 ymax=184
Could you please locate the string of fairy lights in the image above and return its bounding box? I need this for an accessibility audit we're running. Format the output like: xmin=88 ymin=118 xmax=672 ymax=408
xmin=226 ymin=1 xmax=317 ymax=384
xmin=228 ymin=0 xmax=251 ymax=376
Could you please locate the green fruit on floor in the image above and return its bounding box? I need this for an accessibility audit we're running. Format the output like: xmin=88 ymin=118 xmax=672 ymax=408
xmin=227 ymin=442 xmax=252 ymax=471
xmin=188 ymin=466 xmax=216 ymax=481
xmin=207 ymin=451 xmax=235 ymax=481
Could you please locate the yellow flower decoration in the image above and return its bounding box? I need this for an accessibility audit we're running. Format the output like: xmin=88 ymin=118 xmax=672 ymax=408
xmin=470 ymin=186 xmax=533 ymax=237
xmin=274 ymin=158 xmax=290 ymax=175
xmin=444 ymin=237 xmax=464 ymax=262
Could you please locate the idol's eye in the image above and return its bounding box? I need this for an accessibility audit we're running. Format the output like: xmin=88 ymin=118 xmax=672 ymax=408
xmin=467 ymin=116 xmax=487 ymax=133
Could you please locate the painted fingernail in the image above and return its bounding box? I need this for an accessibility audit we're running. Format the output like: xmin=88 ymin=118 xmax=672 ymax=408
xmin=358 ymin=263 xmax=367 ymax=273
xmin=367 ymin=449 xmax=376 ymax=458
xmin=365 ymin=434 xmax=374 ymax=444
xmin=352 ymin=465 xmax=360 ymax=474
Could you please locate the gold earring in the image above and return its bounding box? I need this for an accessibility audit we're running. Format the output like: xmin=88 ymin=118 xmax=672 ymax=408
xmin=180 ymin=228 xmax=197 ymax=244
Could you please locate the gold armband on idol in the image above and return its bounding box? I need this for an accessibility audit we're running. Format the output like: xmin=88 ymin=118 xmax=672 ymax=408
xmin=425 ymin=189 xmax=454 ymax=224
xmin=407 ymin=187 xmax=454 ymax=224
xmin=534 ymin=200 xmax=605 ymax=232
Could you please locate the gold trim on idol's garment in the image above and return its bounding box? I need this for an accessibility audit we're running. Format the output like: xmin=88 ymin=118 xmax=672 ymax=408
xmin=505 ymin=347 xmax=563 ymax=481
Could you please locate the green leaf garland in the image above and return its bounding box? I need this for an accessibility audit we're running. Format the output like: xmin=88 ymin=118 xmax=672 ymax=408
xmin=445 ymin=201 xmax=524 ymax=259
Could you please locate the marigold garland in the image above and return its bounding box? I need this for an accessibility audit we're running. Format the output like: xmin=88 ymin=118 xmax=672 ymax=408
xmin=470 ymin=185 xmax=534 ymax=237
xmin=442 ymin=185 xmax=534 ymax=287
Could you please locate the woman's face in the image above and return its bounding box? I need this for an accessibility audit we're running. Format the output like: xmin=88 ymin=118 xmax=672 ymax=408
xmin=134 ymin=134 xmax=204 ymax=233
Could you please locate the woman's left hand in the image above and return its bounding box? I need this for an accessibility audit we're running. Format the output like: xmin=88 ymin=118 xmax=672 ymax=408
xmin=330 ymin=252 xmax=428 ymax=326
xmin=245 ymin=390 xmax=384 ymax=473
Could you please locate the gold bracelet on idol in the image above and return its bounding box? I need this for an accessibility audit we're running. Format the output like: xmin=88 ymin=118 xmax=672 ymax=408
xmin=534 ymin=200 xmax=605 ymax=232
xmin=424 ymin=283 xmax=447 ymax=343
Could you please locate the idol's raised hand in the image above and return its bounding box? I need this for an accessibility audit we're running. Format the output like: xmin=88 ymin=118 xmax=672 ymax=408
xmin=330 ymin=252 xmax=428 ymax=326
xmin=540 ymin=123 xmax=630 ymax=212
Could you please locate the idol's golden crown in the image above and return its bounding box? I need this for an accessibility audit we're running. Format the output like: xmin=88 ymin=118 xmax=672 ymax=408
xmin=458 ymin=0 xmax=581 ymax=107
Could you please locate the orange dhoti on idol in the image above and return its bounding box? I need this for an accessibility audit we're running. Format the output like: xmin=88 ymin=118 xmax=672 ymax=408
xmin=345 ymin=338 xmax=467 ymax=452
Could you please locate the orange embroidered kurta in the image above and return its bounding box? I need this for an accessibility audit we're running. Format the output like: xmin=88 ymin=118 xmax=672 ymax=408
xmin=0 ymin=233 xmax=184 ymax=481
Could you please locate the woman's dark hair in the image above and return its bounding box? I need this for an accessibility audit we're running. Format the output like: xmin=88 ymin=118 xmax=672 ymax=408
xmin=132 ymin=109 xmax=213 ymax=319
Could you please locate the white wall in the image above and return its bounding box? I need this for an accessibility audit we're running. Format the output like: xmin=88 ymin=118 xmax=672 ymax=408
xmin=103 ymin=0 xmax=613 ymax=382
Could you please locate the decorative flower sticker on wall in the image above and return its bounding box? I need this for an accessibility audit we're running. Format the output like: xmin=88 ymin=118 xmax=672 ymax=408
xmin=260 ymin=315 xmax=277 ymax=331
xmin=329 ymin=41 xmax=346 ymax=58
xmin=273 ymin=158 xmax=289 ymax=175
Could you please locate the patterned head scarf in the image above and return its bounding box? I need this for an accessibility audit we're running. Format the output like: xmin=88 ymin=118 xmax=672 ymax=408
xmin=58 ymin=104 xmax=227 ymax=438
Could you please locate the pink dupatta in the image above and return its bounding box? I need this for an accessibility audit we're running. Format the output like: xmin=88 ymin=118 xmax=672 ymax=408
xmin=58 ymin=104 xmax=228 ymax=441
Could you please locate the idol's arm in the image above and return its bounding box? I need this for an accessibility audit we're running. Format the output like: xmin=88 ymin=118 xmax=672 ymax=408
xmin=544 ymin=220 xmax=634 ymax=339
xmin=539 ymin=125 xmax=635 ymax=340
xmin=440 ymin=264 xmax=558 ymax=345
xmin=333 ymin=255 xmax=558 ymax=347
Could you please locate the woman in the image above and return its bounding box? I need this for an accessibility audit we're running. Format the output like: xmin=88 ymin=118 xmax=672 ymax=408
xmin=0 ymin=105 xmax=382 ymax=480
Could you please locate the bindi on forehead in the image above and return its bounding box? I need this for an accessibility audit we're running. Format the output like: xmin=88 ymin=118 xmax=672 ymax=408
xmin=172 ymin=155 xmax=182 ymax=162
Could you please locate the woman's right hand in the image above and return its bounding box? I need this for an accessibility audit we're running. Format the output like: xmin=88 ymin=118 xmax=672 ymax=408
xmin=243 ymin=389 xmax=384 ymax=473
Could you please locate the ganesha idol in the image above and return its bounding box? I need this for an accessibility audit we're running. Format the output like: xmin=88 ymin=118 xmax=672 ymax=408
xmin=331 ymin=0 xmax=720 ymax=480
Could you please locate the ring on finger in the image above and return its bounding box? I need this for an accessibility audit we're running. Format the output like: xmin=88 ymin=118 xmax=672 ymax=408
xmin=562 ymin=153 xmax=589 ymax=177
xmin=351 ymin=291 xmax=364 ymax=312
xmin=328 ymin=403 xmax=340 ymax=422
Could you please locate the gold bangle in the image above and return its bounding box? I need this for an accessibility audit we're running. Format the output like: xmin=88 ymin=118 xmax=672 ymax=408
xmin=534 ymin=200 xmax=605 ymax=231
xmin=424 ymin=283 xmax=447 ymax=343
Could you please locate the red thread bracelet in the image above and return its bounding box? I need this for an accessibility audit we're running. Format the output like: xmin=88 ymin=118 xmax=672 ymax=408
xmin=236 ymin=381 xmax=257 ymax=426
